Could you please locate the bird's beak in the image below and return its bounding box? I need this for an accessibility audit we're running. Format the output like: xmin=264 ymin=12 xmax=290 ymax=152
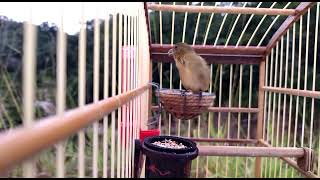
xmin=168 ymin=48 xmax=173 ymax=56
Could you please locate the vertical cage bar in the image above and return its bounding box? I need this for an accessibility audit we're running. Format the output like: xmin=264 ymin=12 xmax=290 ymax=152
xmin=214 ymin=2 xmax=233 ymax=46
xmin=117 ymin=12 xmax=123 ymax=178
xmin=280 ymin=32 xmax=289 ymax=178
xmin=159 ymin=2 xmax=163 ymax=134
xmin=301 ymin=10 xmax=310 ymax=149
xmin=225 ymin=64 xmax=233 ymax=177
xmin=262 ymin=55 xmax=269 ymax=177
xmin=271 ymin=42 xmax=279 ymax=178
xmin=168 ymin=2 xmax=176 ymax=136
xmin=274 ymin=36 xmax=284 ymax=178
xmin=310 ymin=3 xmax=319 ymax=172
xmin=216 ymin=64 xmax=223 ymax=177
xmin=128 ymin=15 xmax=133 ymax=178
xmin=22 ymin=7 xmax=37 ymax=178
xmin=159 ymin=11 xmax=163 ymax=135
xmin=93 ymin=10 xmax=100 ymax=178
xmin=131 ymin=14 xmax=137 ymax=178
xmin=285 ymin=24 xmax=295 ymax=178
xmin=269 ymin=44 xmax=278 ymax=178
xmin=205 ymin=64 xmax=213 ymax=178
xmin=125 ymin=15 xmax=131 ymax=178
xmin=202 ymin=3 xmax=215 ymax=176
xmin=266 ymin=48 xmax=274 ymax=178
xmin=181 ymin=2 xmax=190 ymax=137
xmin=78 ymin=3 xmax=86 ymax=177
xmin=292 ymin=19 xmax=303 ymax=178
xmin=121 ymin=14 xmax=127 ymax=179
xmin=203 ymin=3 xmax=216 ymax=46
xmin=235 ymin=64 xmax=243 ymax=177
xmin=256 ymin=56 xmax=266 ymax=178
xmin=103 ymin=12 xmax=110 ymax=178
xmin=56 ymin=4 xmax=66 ymax=178
xmin=111 ymin=12 xmax=117 ymax=178
xmin=192 ymin=2 xmax=204 ymax=45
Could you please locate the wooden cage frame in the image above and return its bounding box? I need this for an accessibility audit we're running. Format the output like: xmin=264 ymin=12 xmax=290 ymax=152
xmin=145 ymin=2 xmax=318 ymax=178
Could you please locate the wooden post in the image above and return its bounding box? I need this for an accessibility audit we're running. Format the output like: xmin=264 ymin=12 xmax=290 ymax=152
xmin=255 ymin=57 xmax=266 ymax=178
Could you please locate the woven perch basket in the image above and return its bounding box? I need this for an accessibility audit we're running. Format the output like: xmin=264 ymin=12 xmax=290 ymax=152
xmin=156 ymin=89 xmax=216 ymax=120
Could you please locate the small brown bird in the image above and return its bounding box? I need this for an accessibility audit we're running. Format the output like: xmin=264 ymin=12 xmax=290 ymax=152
xmin=168 ymin=42 xmax=210 ymax=95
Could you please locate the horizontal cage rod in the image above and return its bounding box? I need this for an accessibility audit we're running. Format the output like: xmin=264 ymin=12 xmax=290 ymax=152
xmin=151 ymin=106 xmax=259 ymax=113
xmin=0 ymin=85 xmax=150 ymax=174
xmin=151 ymin=44 xmax=266 ymax=55
xmin=147 ymin=4 xmax=296 ymax=16
xmin=263 ymin=86 xmax=320 ymax=99
xmin=150 ymin=44 xmax=264 ymax=64
xmin=198 ymin=146 xmax=306 ymax=158
xmin=187 ymin=137 xmax=257 ymax=144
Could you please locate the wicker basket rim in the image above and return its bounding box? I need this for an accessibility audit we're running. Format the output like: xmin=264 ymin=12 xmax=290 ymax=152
xmin=156 ymin=88 xmax=216 ymax=98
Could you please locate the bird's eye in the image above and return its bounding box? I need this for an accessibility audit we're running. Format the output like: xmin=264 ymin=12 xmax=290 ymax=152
xmin=174 ymin=46 xmax=177 ymax=49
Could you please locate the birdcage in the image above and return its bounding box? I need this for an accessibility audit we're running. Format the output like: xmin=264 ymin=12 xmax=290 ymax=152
xmin=0 ymin=1 xmax=319 ymax=179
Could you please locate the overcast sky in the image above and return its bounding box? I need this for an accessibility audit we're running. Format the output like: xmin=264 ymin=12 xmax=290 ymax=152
xmin=0 ymin=2 xmax=141 ymax=35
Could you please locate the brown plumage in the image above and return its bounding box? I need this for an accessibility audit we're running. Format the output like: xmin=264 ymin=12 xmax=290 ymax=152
xmin=168 ymin=42 xmax=210 ymax=93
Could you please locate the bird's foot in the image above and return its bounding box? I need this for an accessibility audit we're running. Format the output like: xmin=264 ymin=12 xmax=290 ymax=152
xmin=180 ymin=89 xmax=187 ymax=97
xmin=198 ymin=91 xmax=203 ymax=102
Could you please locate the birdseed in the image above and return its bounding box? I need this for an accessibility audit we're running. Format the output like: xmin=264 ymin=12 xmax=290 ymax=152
xmin=152 ymin=139 xmax=187 ymax=149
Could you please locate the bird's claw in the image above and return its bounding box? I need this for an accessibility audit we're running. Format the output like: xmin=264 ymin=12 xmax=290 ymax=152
xmin=180 ymin=89 xmax=187 ymax=97
xmin=198 ymin=91 xmax=203 ymax=102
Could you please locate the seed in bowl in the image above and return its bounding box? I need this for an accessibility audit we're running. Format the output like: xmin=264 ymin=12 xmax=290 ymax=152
xmin=152 ymin=139 xmax=187 ymax=149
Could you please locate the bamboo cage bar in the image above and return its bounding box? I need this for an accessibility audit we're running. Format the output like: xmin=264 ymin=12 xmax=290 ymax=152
xmin=92 ymin=11 xmax=100 ymax=178
xmin=263 ymin=87 xmax=320 ymax=99
xmin=188 ymin=137 xmax=257 ymax=144
xmin=125 ymin=15 xmax=131 ymax=178
xmin=111 ymin=12 xmax=117 ymax=178
xmin=198 ymin=146 xmax=307 ymax=158
xmin=55 ymin=5 xmax=66 ymax=178
xmin=103 ymin=12 xmax=110 ymax=178
xmin=0 ymin=85 xmax=150 ymax=174
xmin=78 ymin=3 xmax=86 ymax=177
xmin=158 ymin=2 xmax=163 ymax=135
xmin=192 ymin=2 xmax=203 ymax=45
xmin=147 ymin=3 xmax=296 ymax=16
xmin=129 ymin=15 xmax=133 ymax=178
xmin=301 ymin=8 xmax=311 ymax=149
xmin=279 ymin=33 xmax=288 ymax=177
xmin=285 ymin=23 xmax=295 ymax=178
xmin=121 ymin=14 xmax=127 ymax=178
xmin=117 ymin=12 xmax=123 ymax=178
xmin=151 ymin=106 xmax=259 ymax=113
xmin=310 ymin=2 xmax=319 ymax=173
xmin=215 ymin=2 xmax=233 ymax=47
xmin=22 ymin=13 xmax=37 ymax=178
